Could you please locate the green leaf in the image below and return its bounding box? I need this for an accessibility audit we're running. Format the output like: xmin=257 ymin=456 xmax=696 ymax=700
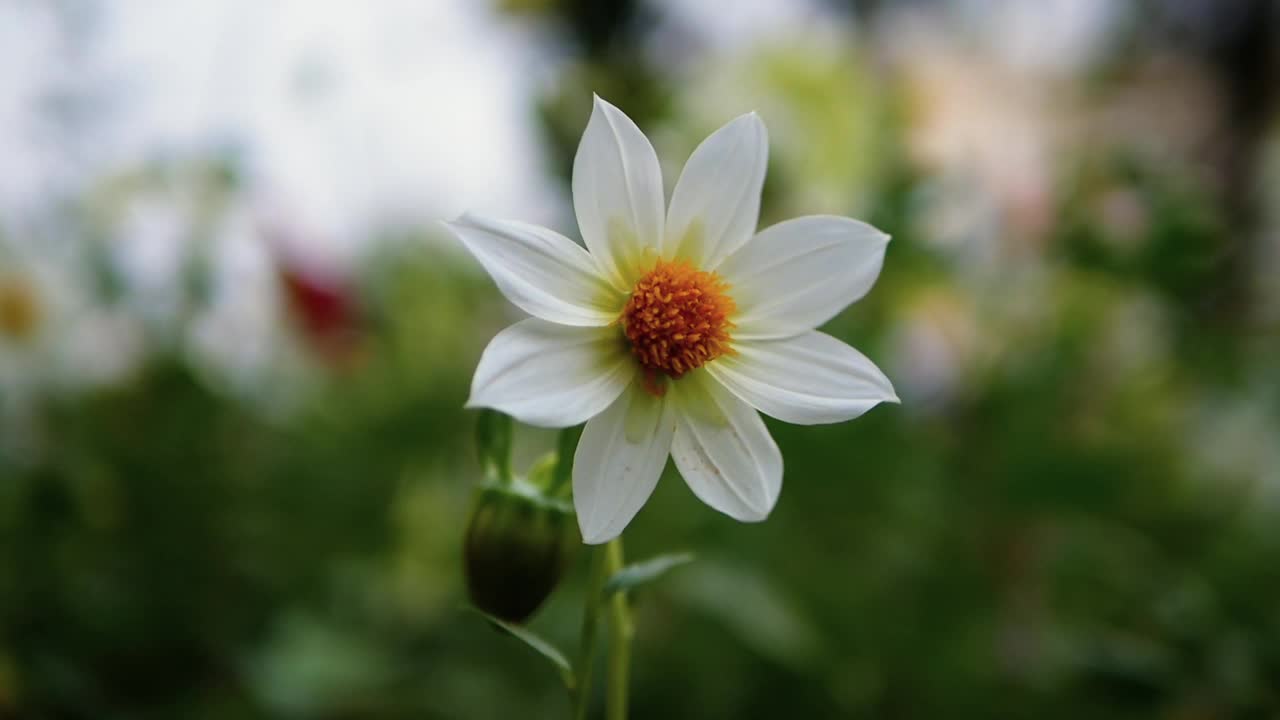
xmin=465 ymin=606 xmax=576 ymax=691
xmin=475 ymin=410 xmax=513 ymax=483
xmin=549 ymin=425 xmax=582 ymax=497
xmin=603 ymin=552 xmax=695 ymax=596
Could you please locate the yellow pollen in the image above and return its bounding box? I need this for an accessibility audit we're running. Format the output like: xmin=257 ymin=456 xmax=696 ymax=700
xmin=620 ymin=259 xmax=735 ymax=392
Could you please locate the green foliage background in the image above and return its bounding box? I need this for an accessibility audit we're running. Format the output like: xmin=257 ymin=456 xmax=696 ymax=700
xmin=2 ymin=1 xmax=1280 ymax=718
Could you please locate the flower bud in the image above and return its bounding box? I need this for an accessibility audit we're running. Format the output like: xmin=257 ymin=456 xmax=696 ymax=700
xmin=463 ymin=481 xmax=575 ymax=623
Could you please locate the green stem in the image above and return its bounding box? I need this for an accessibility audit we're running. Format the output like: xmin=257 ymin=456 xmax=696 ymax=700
xmin=572 ymin=546 xmax=608 ymax=720
xmin=604 ymin=539 xmax=633 ymax=720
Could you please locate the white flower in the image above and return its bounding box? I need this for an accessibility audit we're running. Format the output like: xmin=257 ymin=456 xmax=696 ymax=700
xmin=446 ymin=96 xmax=898 ymax=544
xmin=0 ymin=239 xmax=143 ymax=395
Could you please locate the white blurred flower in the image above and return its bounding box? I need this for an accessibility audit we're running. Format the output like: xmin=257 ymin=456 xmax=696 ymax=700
xmin=895 ymin=38 xmax=1064 ymax=250
xmin=186 ymin=208 xmax=289 ymax=397
xmin=0 ymin=238 xmax=143 ymax=394
xmin=447 ymin=97 xmax=897 ymax=544
xmin=115 ymin=192 xmax=192 ymax=328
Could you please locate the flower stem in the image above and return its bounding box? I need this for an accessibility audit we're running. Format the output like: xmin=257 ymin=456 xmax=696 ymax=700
xmin=572 ymin=545 xmax=608 ymax=720
xmin=604 ymin=538 xmax=633 ymax=720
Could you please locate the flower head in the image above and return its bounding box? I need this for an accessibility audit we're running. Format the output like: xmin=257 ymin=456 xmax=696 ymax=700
xmin=446 ymin=96 xmax=898 ymax=544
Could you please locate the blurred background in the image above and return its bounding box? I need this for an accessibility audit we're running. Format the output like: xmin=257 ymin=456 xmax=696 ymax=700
xmin=2 ymin=0 xmax=1279 ymax=717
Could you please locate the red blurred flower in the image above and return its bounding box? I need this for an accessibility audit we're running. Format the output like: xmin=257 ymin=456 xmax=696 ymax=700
xmin=265 ymin=222 xmax=365 ymax=368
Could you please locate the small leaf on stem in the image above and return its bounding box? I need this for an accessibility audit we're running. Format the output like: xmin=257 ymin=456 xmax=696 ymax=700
xmin=465 ymin=606 xmax=576 ymax=691
xmin=603 ymin=552 xmax=695 ymax=596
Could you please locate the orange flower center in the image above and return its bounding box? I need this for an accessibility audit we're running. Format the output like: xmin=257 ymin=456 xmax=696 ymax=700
xmin=620 ymin=259 xmax=735 ymax=388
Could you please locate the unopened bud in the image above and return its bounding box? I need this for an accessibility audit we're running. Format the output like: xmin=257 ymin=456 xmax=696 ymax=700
xmin=463 ymin=416 xmax=578 ymax=623
xmin=463 ymin=480 xmax=575 ymax=623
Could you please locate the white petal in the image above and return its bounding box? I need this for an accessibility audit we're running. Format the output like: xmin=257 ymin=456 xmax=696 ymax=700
xmin=718 ymin=215 xmax=889 ymax=339
xmin=573 ymin=382 xmax=675 ymax=544
xmin=445 ymin=214 xmax=622 ymax=326
xmin=708 ymin=331 xmax=898 ymax=425
xmin=664 ymin=113 xmax=768 ymax=269
xmin=572 ymin=95 xmax=665 ymax=290
xmin=669 ymin=372 xmax=782 ymax=522
xmin=467 ymin=319 xmax=635 ymax=428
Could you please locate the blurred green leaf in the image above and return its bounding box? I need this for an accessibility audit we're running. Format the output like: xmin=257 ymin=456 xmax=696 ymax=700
xmin=604 ymin=552 xmax=695 ymax=596
xmin=465 ymin=606 xmax=576 ymax=691
xmin=671 ymin=561 xmax=822 ymax=671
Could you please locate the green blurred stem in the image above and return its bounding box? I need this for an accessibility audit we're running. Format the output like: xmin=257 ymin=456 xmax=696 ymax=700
xmin=604 ymin=538 xmax=632 ymax=720
xmin=572 ymin=545 xmax=608 ymax=720
xmin=570 ymin=538 xmax=633 ymax=720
